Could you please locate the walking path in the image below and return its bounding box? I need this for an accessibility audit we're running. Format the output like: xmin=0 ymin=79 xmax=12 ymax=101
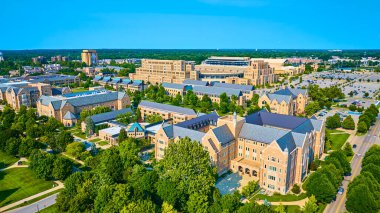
xmin=61 ymin=152 xmax=84 ymax=165
xmin=0 ymin=158 xmax=28 ymax=172
xmin=7 ymin=193 xmax=59 ymax=213
xmin=0 ymin=181 xmax=64 ymax=212
xmin=255 ymin=197 xmax=309 ymax=207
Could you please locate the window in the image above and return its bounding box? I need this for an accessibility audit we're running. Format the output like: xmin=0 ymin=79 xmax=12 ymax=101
xmin=268 ymin=175 xmax=276 ymax=181
xmin=238 ymin=145 xmax=242 ymax=149
xmin=238 ymin=152 xmax=242 ymax=157
xmin=245 ymin=147 xmax=249 ymax=151
xmin=269 ymin=166 xmax=277 ymax=172
xmin=268 ymin=184 xmax=275 ymax=190
xmin=271 ymin=157 xmax=276 ymax=162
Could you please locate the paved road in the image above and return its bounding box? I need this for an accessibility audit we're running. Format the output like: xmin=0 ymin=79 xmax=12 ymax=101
xmin=324 ymin=116 xmax=380 ymax=213
xmin=0 ymin=181 xmax=63 ymax=212
xmin=7 ymin=193 xmax=58 ymax=213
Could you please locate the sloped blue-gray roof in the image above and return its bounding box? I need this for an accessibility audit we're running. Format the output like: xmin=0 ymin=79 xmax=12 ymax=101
xmin=163 ymin=124 xmax=205 ymax=142
xmin=239 ymin=123 xmax=290 ymax=144
xmin=192 ymin=85 xmax=242 ymax=97
xmin=176 ymin=112 xmax=218 ymax=129
xmin=183 ymin=79 xmax=208 ymax=86
xmin=90 ymin=108 xmax=133 ymax=124
xmin=267 ymin=93 xmax=292 ymax=104
xmin=212 ymin=124 xmax=235 ymax=145
xmin=245 ymin=110 xmax=308 ymax=130
xmin=213 ymin=82 xmax=254 ymax=92
xmin=111 ymin=78 xmax=121 ymax=84
xmin=162 ymin=82 xmax=186 ymax=90
xmin=63 ymin=111 xmax=77 ymax=120
xmin=274 ymin=87 xmax=307 ymax=98
xmin=139 ymin=100 xmax=196 ymax=115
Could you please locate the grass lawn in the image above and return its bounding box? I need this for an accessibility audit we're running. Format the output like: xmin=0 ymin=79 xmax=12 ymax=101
xmin=0 ymin=168 xmax=54 ymax=207
xmin=40 ymin=204 xmax=59 ymax=213
xmin=253 ymin=193 xmax=307 ymax=202
xmin=73 ymin=131 xmax=87 ymax=139
xmin=89 ymin=138 xmax=101 ymax=143
xmin=0 ymin=151 xmax=18 ymax=169
xmin=271 ymin=205 xmax=301 ymax=213
xmin=7 ymin=189 xmax=63 ymax=211
xmin=98 ymin=141 xmax=109 ymax=146
xmin=328 ymin=132 xmax=350 ymax=150
xmin=71 ymin=87 xmax=88 ymax=93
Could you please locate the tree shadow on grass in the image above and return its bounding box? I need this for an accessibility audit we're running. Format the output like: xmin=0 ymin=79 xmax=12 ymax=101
xmin=0 ymin=187 xmax=20 ymax=207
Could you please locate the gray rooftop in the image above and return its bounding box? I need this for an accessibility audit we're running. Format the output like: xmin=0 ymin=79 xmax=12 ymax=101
xmin=267 ymin=93 xmax=292 ymax=104
xmin=212 ymin=124 xmax=235 ymax=145
xmin=162 ymin=82 xmax=186 ymax=90
xmin=183 ymin=79 xmax=209 ymax=86
xmin=90 ymin=108 xmax=133 ymax=124
xmin=274 ymin=87 xmax=307 ymax=98
xmin=192 ymin=85 xmax=242 ymax=97
xmin=163 ymin=124 xmax=205 ymax=142
xmin=139 ymin=100 xmax=196 ymax=115
xmin=213 ymin=82 xmax=254 ymax=92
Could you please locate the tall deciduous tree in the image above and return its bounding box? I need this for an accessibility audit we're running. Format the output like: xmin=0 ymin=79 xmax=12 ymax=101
xmin=157 ymin=137 xmax=216 ymax=211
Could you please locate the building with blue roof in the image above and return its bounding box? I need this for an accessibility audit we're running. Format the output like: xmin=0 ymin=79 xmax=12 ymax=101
xmin=258 ymin=87 xmax=309 ymax=116
xmin=37 ymin=90 xmax=131 ymax=127
xmin=154 ymin=109 xmax=325 ymax=195
xmin=139 ymin=100 xmax=197 ymax=124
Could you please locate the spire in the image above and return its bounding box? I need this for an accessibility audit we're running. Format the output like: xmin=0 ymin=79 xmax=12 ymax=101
xmin=233 ymin=111 xmax=237 ymax=127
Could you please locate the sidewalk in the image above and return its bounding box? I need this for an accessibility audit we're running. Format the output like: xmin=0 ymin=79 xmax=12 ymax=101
xmin=255 ymin=197 xmax=309 ymax=207
xmin=0 ymin=158 xmax=28 ymax=172
xmin=0 ymin=181 xmax=64 ymax=212
xmin=61 ymin=153 xmax=84 ymax=165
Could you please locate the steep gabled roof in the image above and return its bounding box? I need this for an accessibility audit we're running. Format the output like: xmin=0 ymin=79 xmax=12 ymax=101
xmin=211 ymin=124 xmax=235 ymax=145
xmin=163 ymin=124 xmax=205 ymax=142
xmin=90 ymin=108 xmax=133 ymax=124
xmin=162 ymin=82 xmax=186 ymax=90
xmin=274 ymin=87 xmax=307 ymax=98
xmin=267 ymin=93 xmax=292 ymax=104
xmin=128 ymin=122 xmax=144 ymax=132
xmin=63 ymin=111 xmax=77 ymax=120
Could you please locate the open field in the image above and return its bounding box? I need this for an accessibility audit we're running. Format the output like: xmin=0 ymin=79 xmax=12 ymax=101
xmin=0 ymin=168 xmax=53 ymax=207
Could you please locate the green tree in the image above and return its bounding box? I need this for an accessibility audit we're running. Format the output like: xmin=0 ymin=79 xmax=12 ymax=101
xmin=325 ymin=113 xmax=341 ymax=129
xmin=343 ymin=143 xmax=354 ymax=157
xmin=242 ymin=180 xmax=258 ymax=197
xmin=85 ymin=117 xmax=95 ymax=136
xmin=302 ymin=195 xmax=318 ymax=213
xmin=172 ymin=93 xmax=183 ymax=106
xmin=291 ymin=184 xmax=301 ymax=194
xmin=52 ymin=131 xmax=74 ymax=152
xmin=305 ymin=173 xmax=336 ymax=203
xmin=251 ymin=94 xmax=260 ymax=106
xmin=66 ymin=142 xmax=85 ymax=158
xmin=357 ymin=121 xmax=368 ymax=133
xmin=118 ymin=128 xmax=128 ymax=143
xmin=145 ymin=114 xmax=163 ymax=123
xmin=305 ymin=101 xmax=320 ymax=116
xmin=162 ymin=201 xmax=178 ymax=213
xmin=200 ymin=94 xmax=212 ymax=112
xmin=52 ymin=157 xmax=73 ymax=180
xmin=275 ymin=203 xmax=285 ymax=213
xmin=346 ymin=183 xmax=379 ymax=213
xmin=121 ymin=199 xmax=157 ymax=213
xmin=157 ymin=137 xmax=216 ymax=211
xmin=341 ymin=115 xmax=355 ymax=130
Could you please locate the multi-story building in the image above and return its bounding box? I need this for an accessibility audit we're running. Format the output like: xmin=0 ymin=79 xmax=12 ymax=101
xmin=258 ymin=87 xmax=308 ymax=115
xmin=252 ymin=58 xmax=305 ymax=76
xmin=130 ymin=59 xmax=196 ymax=84
xmin=37 ymin=90 xmax=130 ymax=127
xmin=26 ymin=75 xmax=80 ymax=85
xmin=0 ymin=82 xmax=52 ymax=110
xmin=195 ymin=57 xmax=276 ymax=86
xmin=154 ymin=109 xmax=325 ymax=194
xmin=138 ymin=100 xmax=197 ymax=124
xmin=32 ymin=56 xmax=46 ymax=64
xmin=0 ymin=52 xmax=4 ymax=62
xmin=81 ymin=50 xmax=98 ymax=66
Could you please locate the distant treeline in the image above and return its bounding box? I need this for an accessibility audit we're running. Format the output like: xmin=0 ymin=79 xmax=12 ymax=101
xmin=1 ymin=49 xmax=380 ymax=64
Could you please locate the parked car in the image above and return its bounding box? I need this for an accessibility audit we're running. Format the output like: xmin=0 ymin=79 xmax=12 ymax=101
xmin=353 ymin=144 xmax=357 ymax=149
xmin=338 ymin=187 xmax=344 ymax=195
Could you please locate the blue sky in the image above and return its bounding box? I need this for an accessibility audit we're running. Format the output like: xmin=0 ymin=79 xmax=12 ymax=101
xmin=1 ymin=0 xmax=379 ymax=49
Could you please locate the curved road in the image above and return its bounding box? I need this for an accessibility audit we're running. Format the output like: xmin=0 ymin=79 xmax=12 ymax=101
xmin=324 ymin=116 xmax=380 ymax=213
xmin=7 ymin=193 xmax=58 ymax=213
